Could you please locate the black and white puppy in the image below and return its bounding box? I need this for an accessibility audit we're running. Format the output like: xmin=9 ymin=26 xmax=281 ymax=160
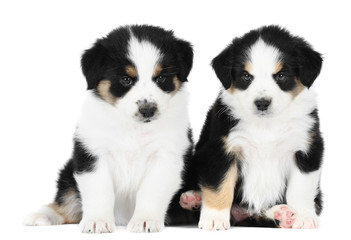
xmin=24 ymin=25 xmax=194 ymax=233
xmin=180 ymin=26 xmax=324 ymax=229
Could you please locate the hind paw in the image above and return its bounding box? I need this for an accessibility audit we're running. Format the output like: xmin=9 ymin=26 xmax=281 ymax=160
xmin=265 ymin=205 xmax=296 ymax=228
xmin=266 ymin=205 xmax=318 ymax=229
xmin=23 ymin=206 xmax=64 ymax=226
xmin=24 ymin=213 xmax=53 ymax=226
xmin=179 ymin=190 xmax=202 ymax=211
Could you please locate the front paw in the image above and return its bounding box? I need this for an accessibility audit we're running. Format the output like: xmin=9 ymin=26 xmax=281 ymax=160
xmin=79 ymin=218 xmax=115 ymax=233
xmin=198 ymin=207 xmax=230 ymax=230
xmin=127 ymin=218 xmax=164 ymax=233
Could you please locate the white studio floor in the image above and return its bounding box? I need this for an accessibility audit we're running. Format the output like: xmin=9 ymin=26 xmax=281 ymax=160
xmin=17 ymin=223 xmax=338 ymax=240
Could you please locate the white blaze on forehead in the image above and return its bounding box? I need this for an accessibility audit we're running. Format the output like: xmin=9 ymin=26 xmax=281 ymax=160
xmin=248 ymin=39 xmax=281 ymax=76
xmin=127 ymin=35 xmax=162 ymax=84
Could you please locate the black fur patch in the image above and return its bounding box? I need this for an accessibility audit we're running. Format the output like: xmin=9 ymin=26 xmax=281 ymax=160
xmin=272 ymin=64 xmax=298 ymax=91
xmin=153 ymin=66 xmax=179 ymax=93
xmin=295 ymin=109 xmax=324 ymax=173
xmin=235 ymin=216 xmax=278 ymax=228
xmin=212 ymin=30 xmax=259 ymax=90
xmin=53 ymin=140 xmax=92 ymax=208
xmin=81 ymin=27 xmax=131 ymax=91
xmin=71 ymin=139 xmax=97 ymax=174
xmin=55 ymin=159 xmax=80 ymax=205
xmin=259 ymin=26 xmax=323 ymax=88
xmin=314 ymin=188 xmax=323 ymax=215
xmin=195 ymin=98 xmax=239 ymax=190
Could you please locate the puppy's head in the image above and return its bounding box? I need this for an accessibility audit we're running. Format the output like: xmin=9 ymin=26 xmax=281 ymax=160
xmin=81 ymin=25 xmax=193 ymax=123
xmin=212 ymin=25 xmax=322 ymax=118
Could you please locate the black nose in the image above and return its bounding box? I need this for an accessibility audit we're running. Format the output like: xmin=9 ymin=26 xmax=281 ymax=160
xmin=139 ymin=106 xmax=157 ymax=118
xmin=255 ymin=98 xmax=271 ymax=111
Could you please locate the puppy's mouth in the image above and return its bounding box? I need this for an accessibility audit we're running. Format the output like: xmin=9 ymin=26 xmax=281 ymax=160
xmin=134 ymin=111 xmax=159 ymax=123
xmin=141 ymin=116 xmax=157 ymax=123
xmin=254 ymin=110 xmax=273 ymax=118
xmin=133 ymin=114 xmax=158 ymax=123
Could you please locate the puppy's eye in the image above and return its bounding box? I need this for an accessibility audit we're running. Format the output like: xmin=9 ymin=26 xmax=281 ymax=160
xmin=155 ymin=75 xmax=166 ymax=84
xmin=276 ymin=72 xmax=286 ymax=81
xmin=120 ymin=76 xmax=133 ymax=86
xmin=242 ymin=72 xmax=253 ymax=82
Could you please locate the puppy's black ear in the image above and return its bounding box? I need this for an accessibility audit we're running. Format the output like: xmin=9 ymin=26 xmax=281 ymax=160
xmin=81 ymin=41 xmax=109 ymax=90
xmin=211 ymin=45 xmax=233 ymax=89
xmin=176 ymin=39 xmax=193 ymax=82
xmin=297 ymin=45 xmax=323 ymax=88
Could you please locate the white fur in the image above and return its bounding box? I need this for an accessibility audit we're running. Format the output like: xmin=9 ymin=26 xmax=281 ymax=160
xmin=286 ymin=168 xmax=321 ymax=228
xmin=74 ymin=34 xmax=190 ymax=232
xmin=75 ymin=158 xmax=116 ymax=233
xmin=198 ymin=205 xmax=231 ymax=230
xmin=221 ymin=39 xmax=321 ymax=226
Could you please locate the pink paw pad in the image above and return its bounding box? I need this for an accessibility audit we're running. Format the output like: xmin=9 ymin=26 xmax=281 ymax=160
xmin=273 ymin=205 xmax=296 ymax=228
xmin=179 ymin=190 xmax=202 ymax=211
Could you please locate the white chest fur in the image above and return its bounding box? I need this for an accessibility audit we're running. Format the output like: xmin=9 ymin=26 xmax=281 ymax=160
xmin=225 ymin=94 xmax=316 ymax=214
xmin=75 ymin=92 xmax=190 ymax=225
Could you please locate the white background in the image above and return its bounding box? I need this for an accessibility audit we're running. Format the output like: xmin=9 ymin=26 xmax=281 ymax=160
xmin=1 ymin=0 xmax=350 ymax=239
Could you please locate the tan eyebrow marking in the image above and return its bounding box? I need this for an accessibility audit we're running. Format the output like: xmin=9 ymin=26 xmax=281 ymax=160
xmin=244 ymin=62 xmax=252 ymax=74
xmin=153 ymin=64 xmax=163 ymax=77
xmin=125 ymin=65 xmax=137 ymax=78
xmin=274 ymin=62 xmax=283 ymax=74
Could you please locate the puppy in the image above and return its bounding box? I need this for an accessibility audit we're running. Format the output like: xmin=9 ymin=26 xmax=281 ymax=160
xmin=24 ymin=25 xmax=194 ymax=233
xmin=180 ymin=25 xmax=324 ymax=229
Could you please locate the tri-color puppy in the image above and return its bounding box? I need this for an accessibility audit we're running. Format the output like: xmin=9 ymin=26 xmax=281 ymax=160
xmin=180 ymin=25 xmax=324 ymax=229
xmin=24 ymin=25 xmax=194 ymax=233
